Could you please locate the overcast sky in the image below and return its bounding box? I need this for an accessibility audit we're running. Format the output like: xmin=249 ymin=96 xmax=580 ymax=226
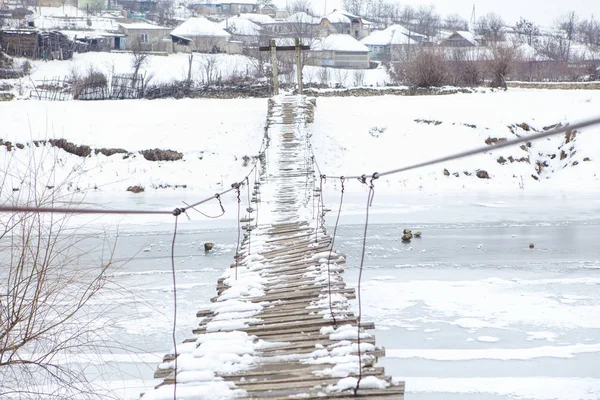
xmin=275 ymin=0 xmax=598 ymax=28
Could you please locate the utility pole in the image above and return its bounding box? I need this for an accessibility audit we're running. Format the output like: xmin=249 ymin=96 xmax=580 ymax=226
xmin=296 ymin=38 xmax=303 ymax=94
xmin=270 ymin=39 xmax=279 ymax=95
xmin=260 ymin=40 xmax=310 ymax=96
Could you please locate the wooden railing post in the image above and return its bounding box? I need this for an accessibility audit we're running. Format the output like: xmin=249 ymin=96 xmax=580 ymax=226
xmin=295 ymin=38 xmax=303 ymax=95
xmin=270 ymin=39 xmax=279 ymax=96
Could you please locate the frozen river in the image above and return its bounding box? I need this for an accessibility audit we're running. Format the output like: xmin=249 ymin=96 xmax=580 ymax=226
xmin=73 ymin=191 xmax=600 ymax=399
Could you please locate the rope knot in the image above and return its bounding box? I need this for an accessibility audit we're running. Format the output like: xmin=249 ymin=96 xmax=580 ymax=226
xmin=172 ymin=207 xmax=185 ymax=216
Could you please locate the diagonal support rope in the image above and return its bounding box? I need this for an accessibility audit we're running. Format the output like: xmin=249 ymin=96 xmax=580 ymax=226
xmin=326 ymin=177 xmax=345 ymax=326
xmin=234 ymin=183 xmax=242 ymax=280
xmin=354 ymin=174 xmax=377 ymax=395
xmin=170 ymin=214 xmax=179 ymax=400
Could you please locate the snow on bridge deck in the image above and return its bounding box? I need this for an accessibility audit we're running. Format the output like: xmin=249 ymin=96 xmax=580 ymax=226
xmin=142 ymin=96 xmax=405 ymax=399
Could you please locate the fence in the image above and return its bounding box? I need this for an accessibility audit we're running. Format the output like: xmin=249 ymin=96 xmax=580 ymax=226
xmin=29 ymin=73 xmax=144 ymax=101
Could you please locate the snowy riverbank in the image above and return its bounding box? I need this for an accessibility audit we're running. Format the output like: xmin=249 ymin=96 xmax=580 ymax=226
xmin=1 ymin=89 xmax=599 ymax=202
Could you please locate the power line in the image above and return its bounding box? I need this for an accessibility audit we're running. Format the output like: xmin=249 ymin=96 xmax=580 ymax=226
xmin=0 ymin=155 xmax=263 ymax=217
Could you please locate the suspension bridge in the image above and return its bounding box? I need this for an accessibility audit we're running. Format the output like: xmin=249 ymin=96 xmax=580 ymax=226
xmin=144 ymin=95 xmax=405 ymax=399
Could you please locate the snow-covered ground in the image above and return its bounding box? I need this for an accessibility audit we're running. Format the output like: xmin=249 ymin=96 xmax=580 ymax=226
xmin=1 ymin=51 xmax=393 ymax=99
xmin=1 ymin=89 xmax=600 ymax=399
xmin=1 ymin=88 xmax=598 ymax=198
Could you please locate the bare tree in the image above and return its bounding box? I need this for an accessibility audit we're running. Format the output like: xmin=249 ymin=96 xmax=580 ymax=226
xmin=413 ymin=5 xmax=440 ymax=39
xmin=86 ymin=0 xmax=105 ymax=16
xmin=555 ymin=11 xmax=578 ymax=61
xmin=131 ymin=38 xmax=149 ymax=78
xmin=342 ymin=0 xmax=367 ymax=16
xmin=578 ymin=18 xmax=600 ymax=50
xmin=363 ymin=0 xmax=395 ymax=27
xmin=444 ymin=13 xmax=469 ymax=31
xmin=515 ymin=17 xmax=540 ymax=46
xmin=155 ymin=0 xmax=175 ymax=26
xmin=287 ymin=0 xmax=312 ymax=13
xmin=476 ymin=12 xmax=505 ymax=43
xmin=536 ymin=34 xmax=571 ymax=61
xmin=397 ymin=5 xmax=416 ymax=26
xmin=0 ymin=152 xmax=118 ymax=400
xmin=476 ymin=13 xmax=505 ymax=43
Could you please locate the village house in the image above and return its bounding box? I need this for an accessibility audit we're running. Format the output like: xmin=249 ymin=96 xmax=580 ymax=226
xmin=319 ymin=9 xmax=371 ymax=40
xmin=219 ymin=15 xmax=262 ymax=47
xmin=170 ymin=16 xmax=241 ymax=54
xmin=268 ymin=11 xmax=320 ymax=38
xmin=361 ymin=24 xmax=422 ymax=62
xmin=117 ymin=21 xmax=171 ymax=52
xmin=115 ymin=0 xmax=158 ymax=14
xmin=0 ymin=29 xmax=73 ymax=59
xmin=309 ymin=33 xmax=370 ymax=69
xmin=444 ymin=31 xmax=479 ymax=47
xmin=188 ymin=0 xmax=257 ymax=16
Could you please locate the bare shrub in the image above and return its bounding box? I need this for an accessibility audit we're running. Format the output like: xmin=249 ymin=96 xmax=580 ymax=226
xmin=70 ymin=66 xmax=108 ymax=100
xmin=197 ymin=54 xmax=221 ymax=85
xmin=317 ymin=67 xmax=330 ymax=87
xmin=487 ymin=44 xmax=519 ymax=88
xmin=140 ymin=148 xmax=183 ymax=161
xmin=406 ymin=48 xmax=449 ymax=87
xmin=333 ymin=68 xmax=349 ymax=88
xmin=352 ymin=69 xmax=365 ymax=87
xmin=0 ymin=150 xmax=119 ymax=400
xmin=448 ymin=48 xmax=484 ymax=87
xmin=48 ymin=139 xmax=92 ymax=157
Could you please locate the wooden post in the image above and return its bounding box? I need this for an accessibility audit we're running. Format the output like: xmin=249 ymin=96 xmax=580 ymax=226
xmin=270 ymin=39 xmax=279 ymax=96
xmin=295 ymin=38 xmax=303 ymax=95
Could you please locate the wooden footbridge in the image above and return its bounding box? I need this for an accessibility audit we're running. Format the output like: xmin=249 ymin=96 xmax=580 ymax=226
xmin=143 ymin=96 xmax=405 ymax=399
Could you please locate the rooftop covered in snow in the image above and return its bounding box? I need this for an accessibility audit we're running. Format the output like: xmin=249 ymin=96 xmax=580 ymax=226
xmin=313 ymin=34 xmax=369 ymax=52
xmin=118 ymin=22 xmax=169 ymax=31
xmin=321 ymin=9 xmax=362 ymax=24
xmin=171 ymin=17 xmax=231 ymax=39
xmin=361 ymin=25 xmax=420 ymax=46
xmin=220 ymin=16 xmax=262 ymax=36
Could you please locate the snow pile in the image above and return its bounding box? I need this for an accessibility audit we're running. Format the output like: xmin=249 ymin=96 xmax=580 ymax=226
xmin=142 ymin=379 xmax=245 ymax=400
xmin=328 ymin=376 xmax=389 ymax=391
